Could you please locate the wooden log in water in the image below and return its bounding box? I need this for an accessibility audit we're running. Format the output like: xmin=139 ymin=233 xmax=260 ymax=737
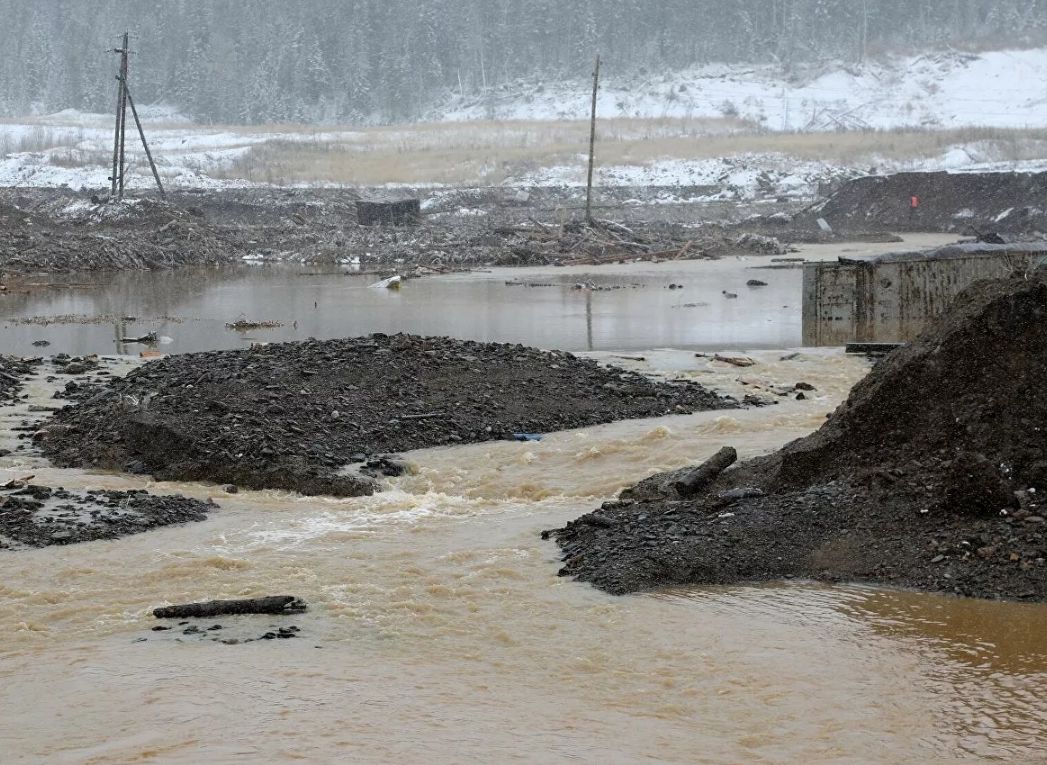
xmin=153 ymin=596 xmax=306 ymax=619
xmin=672 ymin=447 xmax=738 ymax=498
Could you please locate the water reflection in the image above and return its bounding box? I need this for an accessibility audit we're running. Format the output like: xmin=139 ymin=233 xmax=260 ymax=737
xmin=0 ymin=259 xmax=807 ymax=356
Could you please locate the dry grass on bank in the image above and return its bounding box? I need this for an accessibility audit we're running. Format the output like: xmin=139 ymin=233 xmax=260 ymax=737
xmin=212 ymin=121 xmax=1047 ymax=186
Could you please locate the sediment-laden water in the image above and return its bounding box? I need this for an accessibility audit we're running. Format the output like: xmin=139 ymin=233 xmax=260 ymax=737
xmin=4 ymin=349 xmax=1042 ymax=761
xmin=1 ymin=347 xmax=1044 ymax=764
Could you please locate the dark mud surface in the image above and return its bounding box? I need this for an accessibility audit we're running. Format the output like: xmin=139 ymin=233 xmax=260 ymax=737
xmin=0 ymin=482 xmax=215 ymax=549
xmin=40 ymin=334 xmax=735 ymax=496
xmin=551 ymin=276 xmax=1047 ymax=601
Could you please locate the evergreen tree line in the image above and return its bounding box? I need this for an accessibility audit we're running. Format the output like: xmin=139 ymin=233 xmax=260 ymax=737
xmin=1 ymin=0 xmax=1045 ymax=124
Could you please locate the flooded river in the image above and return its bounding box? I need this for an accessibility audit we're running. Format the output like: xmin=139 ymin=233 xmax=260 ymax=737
xmin=2 ymin=236 xmax=1045 ymax=764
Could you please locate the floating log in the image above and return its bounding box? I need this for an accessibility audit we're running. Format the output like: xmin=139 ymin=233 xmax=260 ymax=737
xmin=672 ymin=446 xmax=738 ymax=498
xmin=153 ymin=595 xmax=306 ymax=619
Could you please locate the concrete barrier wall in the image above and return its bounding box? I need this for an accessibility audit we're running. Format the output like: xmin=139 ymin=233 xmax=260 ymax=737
xmin=802 ymin=247 xmax=1045 ymax=345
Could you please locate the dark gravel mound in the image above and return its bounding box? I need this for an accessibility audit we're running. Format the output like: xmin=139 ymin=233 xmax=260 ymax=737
xmin=0 ymin=483 xmax=214 ymax=549
xmin=552 ymin=276 xmax=1047 ymax=601
xmin=40 ymin=334 xmax=734 ymax=497
xmin=809 ymin=171 xmax=1047 ymax=234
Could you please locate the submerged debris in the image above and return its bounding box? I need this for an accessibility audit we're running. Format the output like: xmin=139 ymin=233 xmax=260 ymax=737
xmin=225 ymin=319 xmax=284 ymax=331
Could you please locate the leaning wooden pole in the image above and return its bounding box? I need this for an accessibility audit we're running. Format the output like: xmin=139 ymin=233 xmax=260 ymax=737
xmin=124 ymin=85 xmax=166 ymax=198
xmin=585 ymin=54 xmax=601 ymax=226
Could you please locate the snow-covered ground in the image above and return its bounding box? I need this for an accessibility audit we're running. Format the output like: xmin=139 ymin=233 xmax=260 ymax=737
xmin=2 ymin=47 xmax=1047 ymax=198
xmin=438 ymin=48 xmax=1047 ymax=130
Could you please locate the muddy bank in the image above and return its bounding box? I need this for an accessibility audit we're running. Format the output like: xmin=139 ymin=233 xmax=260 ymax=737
xmin=551 ymin=276 xmax=1047 ymax=601
xmin=0 ymin=482 xmax=214 ymax=549
xmin=805 ymin=171 xmax=1047 ymax=235
xmin=40 ymin=334 xmax=735 ymax=496
xmin=0 ymin=355 xmax=38 ymax=404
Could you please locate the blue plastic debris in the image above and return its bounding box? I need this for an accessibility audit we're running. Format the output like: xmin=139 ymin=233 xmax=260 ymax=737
xmin=511 ymin=433 xmax=543 ymax=442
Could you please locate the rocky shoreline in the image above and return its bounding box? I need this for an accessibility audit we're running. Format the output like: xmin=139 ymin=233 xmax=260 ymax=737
xmin=550 ymin=276 xmax=1047 ymax=602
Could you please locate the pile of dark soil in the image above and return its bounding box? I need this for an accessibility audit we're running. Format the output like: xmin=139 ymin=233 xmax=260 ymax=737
xmin=807 ymin=171 xmax=1047 ymax=235
xmin=551 ymin=276 xmax=1047 ymax=601
xmin=40 ymin=334 xmax=735 ymax=497
xmin=0 ymin=483 xmax=214 ymax=549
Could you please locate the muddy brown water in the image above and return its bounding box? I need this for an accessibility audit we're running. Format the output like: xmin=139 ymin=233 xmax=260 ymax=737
xmin=3 ymin=234 xmax=1045 ymax=763
xmin=0 ymin=236 xmax=953 ymax=357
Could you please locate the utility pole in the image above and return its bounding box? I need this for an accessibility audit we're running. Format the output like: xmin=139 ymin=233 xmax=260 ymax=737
xmin=108 ymin=32 xmax=165 ymax=200
xmin=118 ymin=32 xmax=129 ymax=199
xmin=858 ymin=0 xmax=869 ymax=64
xmin=585 ymin=54 xmax=601 ymax=226
xmin=110 ymin=32 xmax=128 ymax=200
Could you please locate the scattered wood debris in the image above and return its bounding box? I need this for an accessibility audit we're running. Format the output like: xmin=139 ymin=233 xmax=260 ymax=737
xmin=225 ymin=320 xmax=284 ymax=331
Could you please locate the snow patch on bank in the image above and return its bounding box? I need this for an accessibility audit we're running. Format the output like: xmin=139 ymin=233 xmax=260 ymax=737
xmin=515 ymin=155 xmax=863 ymax=201
xmin=437 ymin=48 xmax=1047 ymax=131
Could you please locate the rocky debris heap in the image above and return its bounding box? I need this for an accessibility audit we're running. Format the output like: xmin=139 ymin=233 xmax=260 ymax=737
xmin=0 ymin=198 xmax=248 ymax=272
xmin=0 ymin=187 xmax=805 ymax=273
xmin=0 ymin=482 xmax=215 ymax=549
xmin=551 ymin=276 xmax=1047 ymax=601
xmin=806 ymin=171 xmax=1047 ymax=235
xmin=40 ymin=334 xmax=735 ymax=497
xmin=491 ymin=219 xmax=792 ymax=267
